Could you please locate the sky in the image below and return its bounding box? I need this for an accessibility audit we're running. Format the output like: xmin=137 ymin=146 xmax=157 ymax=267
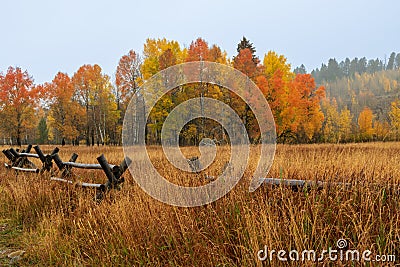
xmin=1 ymin=0 xmax=399 ymax=84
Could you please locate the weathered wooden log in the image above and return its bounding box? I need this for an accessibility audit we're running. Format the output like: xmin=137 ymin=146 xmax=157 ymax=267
xmin=97 ymin=154 xmax=118 ymax=187
xmin=53 ymin=152 xmax=116 ymax=171
xmin=4 ymin=163 xmax=39 ymax=173
xmin=120 ymin=157 xmax=132 ymax=173
xmin=50 ymin=177 xmax=105 ymax=190
xmin=14 ymin=153 xmax=40 ymax=158
xmin=61 ymin=153 xmax=78 ymax=177
xmin=7 ymin=146 xmax=38 ymax=168
xmin=41 ymin=147 xmax=59 ymax=172
xmin=33 ymin=145 xmax=46 ymax=163
xmin=6 ymin=145 xmax=39 ymax=159
xmin=52 ymin=153 xmax=64 ymax=170
xmin=50 ymin=147 xmax=60 ymax=156
xmin=112 ymin=157 xmax=132 ymax=180
xmin=14 ymin=144 xmax=32 ymax=166
xmin=23 ymin=158 xmax=37 ymax=169
xmin=3 ymin=145 xmax=59 ymax=171
xmin=7 ymin=148 xmax=45 ymax=160
xmin=24 ymin=144 xmax=32 ymax=153
xmin=8 ymin=148 xmax=19 ymax=158
xmin=61 ymin=161 xmax=116 ymax=170
xmin=2 ymin=150 xmax=15 ymax=162
xmin=94 ymin=154 xmax=130 ymax=201
xmin=258 ymin=178 xmax=400 ymax=197
xmin=4 ymin=163 xmax=11 ymax=169
xmin=259 ymin=178 xmax=351 ymax=191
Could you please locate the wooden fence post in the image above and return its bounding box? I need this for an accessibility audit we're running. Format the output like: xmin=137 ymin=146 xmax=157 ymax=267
xmin=52 ymin=153 xmax=65 ymax=171
xmin=33 ymin=145 xmax=46 ymax=163
xmin=62 ymin=153 xmax=78 ymax=177
xmin=2 ymin=150 xmax=15 ymax=162
xmin=96 ymin=154 xmax=131 ymax=201
xmin=97 ymin=154 xmax=118 ymax=189
xmin=188 ymin=156 xmax=202 ymax=173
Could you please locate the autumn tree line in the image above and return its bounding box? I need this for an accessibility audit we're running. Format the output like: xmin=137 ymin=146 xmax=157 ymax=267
xmin=1 ymin=37 xmax=400 ymax=146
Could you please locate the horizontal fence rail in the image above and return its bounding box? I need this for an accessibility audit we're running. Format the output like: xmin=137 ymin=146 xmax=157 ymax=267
xmin=4 ymin=163 xmax=40 ymax=173
xmin=63 ymin=162 xmax=116 ymax=170
xmin=50 ymin=177 xmax=106 ymax=190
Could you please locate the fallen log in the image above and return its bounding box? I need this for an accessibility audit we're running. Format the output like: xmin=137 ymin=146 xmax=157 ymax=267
xmin=256 ymin=177 xmax=400 ymax=198
xmin=254 ymin=177 xmax=400 ymax=194
xmin=258 ymin=178 xmax=351 ymax=189
xmin=260 ymin=178 xmax=324 ymax=188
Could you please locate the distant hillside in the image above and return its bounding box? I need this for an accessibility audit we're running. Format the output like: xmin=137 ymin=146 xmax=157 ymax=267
xmin=309 ymin=52 xmax=400 ymax=84
xmin=305 ymin=53 xmax=400 ymax=121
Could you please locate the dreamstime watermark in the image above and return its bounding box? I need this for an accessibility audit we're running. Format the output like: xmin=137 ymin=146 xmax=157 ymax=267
xmin=122 ymin=61 xmax=276 ymax=207
xmin=257 ymin=239 xmax=396 ymax=263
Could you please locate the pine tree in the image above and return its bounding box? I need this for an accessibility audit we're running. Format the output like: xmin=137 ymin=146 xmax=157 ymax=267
xmin=387 ymin=52 xmax=396 ymax=70
xmin=37 ymin=117 xmax=48 ymax=144
xmin=327 ymin=58 xmax=342 ymax=81
xmin=342 ymin=58 xmax=351 ymax=76
xmin=236 ymin=37 xmax=259 ymax=65
xmin=395 ymin=53 xmax=400 ymax=69
xmin=294 ymin=64 xmax=307 ymax=74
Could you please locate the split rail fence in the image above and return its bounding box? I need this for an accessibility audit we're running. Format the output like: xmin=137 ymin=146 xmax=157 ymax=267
xmin=2 ymin=144 xmax=131 ymax=201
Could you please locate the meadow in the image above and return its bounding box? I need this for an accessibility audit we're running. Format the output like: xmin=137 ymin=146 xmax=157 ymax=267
xmin=0 ymin=143 xmax=399 ymax=266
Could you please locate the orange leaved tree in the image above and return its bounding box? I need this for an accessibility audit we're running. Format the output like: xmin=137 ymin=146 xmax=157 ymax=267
xmin=46 ymin=72 xmax=85 ymax=144
xmin=0 ymin=67 xmax=41 ymax=145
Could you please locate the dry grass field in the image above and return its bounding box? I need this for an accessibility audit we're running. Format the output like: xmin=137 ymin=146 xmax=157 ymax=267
xmin=0 ymin=143 xmax=399 ymax=266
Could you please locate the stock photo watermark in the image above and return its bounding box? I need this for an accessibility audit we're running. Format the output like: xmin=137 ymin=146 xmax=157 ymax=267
xmin=122 ymin=61 xmax=276 ymax=207
xmin=257 ymin=239 xmax=396 ymax=263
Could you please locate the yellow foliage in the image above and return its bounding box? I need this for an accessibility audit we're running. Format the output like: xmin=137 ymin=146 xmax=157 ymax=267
xmin=141 ymin=38 xmax=185 ymax=80
xmin=263 ymin=51 xmax=293 ymax=81
xmin=338 ymin=108 xmax=352 ymax=141
xmin=358 ymin=107 xmax=374 ymax=139
xmin=389 ymin=100 xmax=400 ymax=137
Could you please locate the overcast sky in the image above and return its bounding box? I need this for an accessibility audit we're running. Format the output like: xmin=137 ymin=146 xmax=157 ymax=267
xmin=1 ymin=0 xmax=399 ymax=84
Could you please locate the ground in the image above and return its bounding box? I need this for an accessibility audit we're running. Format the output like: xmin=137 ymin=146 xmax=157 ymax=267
xmin=0 ymin=143 xmax=399 ymax=266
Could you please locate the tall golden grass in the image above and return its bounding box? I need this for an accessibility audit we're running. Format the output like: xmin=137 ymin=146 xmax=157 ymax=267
xmin=0 ymin=143 xmax=399 ymax=266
